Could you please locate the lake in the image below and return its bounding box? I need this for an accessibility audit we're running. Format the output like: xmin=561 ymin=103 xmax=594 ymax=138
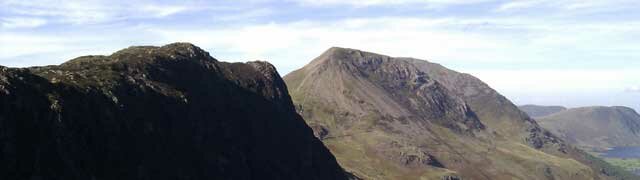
xmin=602 ymin=146 xmax=640 ymax=158
xmin=601 ymin=146 xmax=640 ymax=175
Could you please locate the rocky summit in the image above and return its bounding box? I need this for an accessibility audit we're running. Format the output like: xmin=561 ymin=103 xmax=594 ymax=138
xmin=284 ymin=47 xmax=637 ymax=180
xmin=0 ymin=43 xmax=349 ymax=180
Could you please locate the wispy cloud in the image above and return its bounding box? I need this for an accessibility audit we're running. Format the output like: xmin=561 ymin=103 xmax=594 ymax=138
xmin=496 ymin=0 xmax=545 ymax=12
xmin=0 ymin=31 xmax=136 ymax=67
xmin=291 ymin=0 xmax=492 ymax=8
xmin=626 ymin=86 xmax=640 ymax=93
xmin=1 ymin=17 xmax=47 ymax=28
xmin=213 ymin=8 xmax=274 ymax=21
xmin=494 ymin=0 xmax=640 ymax=13
xmin=150 ymin=17 xmax=512 ymax=72
xmin=0 ymin=0 xmax=193 ymax=24
xmin=141 ymin=4 xmax=188 ymax=18
xmin=469 ymin=69 xmax=640 ymax=93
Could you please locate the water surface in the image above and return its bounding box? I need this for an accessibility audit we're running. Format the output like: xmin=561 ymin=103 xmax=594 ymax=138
xmin=602 ymin=146 xmax=640 ymax=158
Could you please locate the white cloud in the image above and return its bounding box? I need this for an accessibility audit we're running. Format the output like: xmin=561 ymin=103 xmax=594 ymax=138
xmin=141 ymin=4 xmax=188 ymax=18
xmin=0 ymin=0 xmax=192 ymax=24
xmin=0 ymin=29 xmax=153 ymax=67
xmin=1 ymin=17 xmax=47 ymax=28
xmin=496 ymin=0 xmax=545 ymax=12
xmin=0 ymin=33 xmax=70 ymax=59
xmin=292 ymin=0 xmax=637 ymax=11
xmin=291 ymin=0 xmax=492 ymax=7
xmin=2 ymin=0 xmax=113 ymax=24
xmin=468 ymin=69 xmax=640 ymax=111
xmin=626 ymin=86 xmax=640 ymax=93
xmin=468 ymin=69 xmax=640 ymax=93
xmin=495 ymin=0 xmax=639 ymax=13
xmin=4 ymin=13 xmax=635 ymax=71
xmin=213 ymin=8 xmax=274 ymax=21
xmin=148 ymin=17 xmax=522 ymax=73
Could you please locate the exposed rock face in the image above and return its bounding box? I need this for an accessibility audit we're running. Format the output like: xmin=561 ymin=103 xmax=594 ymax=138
xmin=537 ymin=106 xmax=640 ymax=150
xmin=0 ymin=43 xmax=348 ymax=180
xmin=519 ymin=105 xmax=568 ymax=118
xmin=441 ymin=176 xmax=462 ymax=180
xmin=284 ymin=47 xmax=636 ymax=180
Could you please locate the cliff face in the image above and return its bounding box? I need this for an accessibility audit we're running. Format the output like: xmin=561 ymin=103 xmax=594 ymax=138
xmin=0 ymin=43 xmax=348 ymax=180
xmin=284 ymin=47 xmax=636 ymax=180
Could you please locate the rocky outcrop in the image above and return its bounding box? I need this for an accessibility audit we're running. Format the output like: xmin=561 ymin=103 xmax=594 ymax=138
xmin=0 ymin=43 xmax=348 ymax=180
xmin=441 ymin=175 xmax=462 ymax=180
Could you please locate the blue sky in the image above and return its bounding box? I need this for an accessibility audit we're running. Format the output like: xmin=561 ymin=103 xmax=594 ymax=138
xmin=1 ymin=0 xmax=639 ymax=111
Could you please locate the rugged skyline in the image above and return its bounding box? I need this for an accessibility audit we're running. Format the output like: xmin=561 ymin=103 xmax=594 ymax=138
xmin=1 ymin=0 xmax=639 ymax=110
xmin=0 ymin=43 xmax=350 ymax=179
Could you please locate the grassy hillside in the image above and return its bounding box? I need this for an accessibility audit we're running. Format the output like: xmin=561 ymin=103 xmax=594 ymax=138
xmin=284 ymin=47 xmax=634 ymax=180
xmin=537 ymin=106 xmax=640 ymax=150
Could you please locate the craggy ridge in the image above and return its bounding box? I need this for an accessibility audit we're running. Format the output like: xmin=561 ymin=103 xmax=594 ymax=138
xmin=0 ymin=43 xmax=349 ymax=180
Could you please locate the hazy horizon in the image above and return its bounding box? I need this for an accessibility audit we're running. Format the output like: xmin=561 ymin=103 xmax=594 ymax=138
xmin=1 ymin=0 xmax=638 ymax=111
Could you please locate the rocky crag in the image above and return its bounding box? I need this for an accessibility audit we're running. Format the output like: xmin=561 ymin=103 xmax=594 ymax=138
xmin=0 ymin=43 xmax=349 ymax=180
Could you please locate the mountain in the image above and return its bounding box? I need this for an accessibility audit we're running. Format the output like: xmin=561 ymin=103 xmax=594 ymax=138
xmin=536 ymin=106 xmax=640 ymax=150
xmin=519 ymin=105 xmax=567 ymax=118
xmin=0 ymin=43 xmax=349 ymax=180
xmin=284 ymin=47 xmax=636 ymax=180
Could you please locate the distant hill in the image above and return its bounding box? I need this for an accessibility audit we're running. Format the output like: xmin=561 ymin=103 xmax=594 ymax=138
xmin=519 ymin=105 xmax=567 ymax=118
xmin=284 ymin=47 xmax=635 ymax=180
xmin=536 ymin=106 xmax=640 ymax=150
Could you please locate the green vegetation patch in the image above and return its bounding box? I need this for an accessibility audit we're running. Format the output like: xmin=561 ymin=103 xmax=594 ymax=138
xmin=605 ymin=158 xmax=640 ymax=173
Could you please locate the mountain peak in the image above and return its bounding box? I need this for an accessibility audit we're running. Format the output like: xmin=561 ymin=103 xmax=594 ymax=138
xmin=158 ymin=42 xmax=209 ymax=57
xmin=56 ymin=43 xmax=216 ymax=73
xmin=323 ymin=46 xmax=359 ymax=56
xmin=308 ymin=47 xmax=391 ymax=68
xmin=114 ymin=42 xmax=212 ymax=61
xmin=316 ymin=47 xmax=362 ymax=63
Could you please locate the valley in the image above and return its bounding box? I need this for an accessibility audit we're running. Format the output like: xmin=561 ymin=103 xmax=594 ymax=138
xmin=521 ymin=105 xmax=640 ymax=176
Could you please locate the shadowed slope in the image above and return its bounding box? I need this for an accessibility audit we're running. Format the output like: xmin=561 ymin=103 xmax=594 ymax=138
xmin=0 ymin=43 xmax=348 ymax=180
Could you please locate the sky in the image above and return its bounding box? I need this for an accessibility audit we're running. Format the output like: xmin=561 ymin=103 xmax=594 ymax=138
xmin=1 ymin=0 xmax=639 ymax=111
